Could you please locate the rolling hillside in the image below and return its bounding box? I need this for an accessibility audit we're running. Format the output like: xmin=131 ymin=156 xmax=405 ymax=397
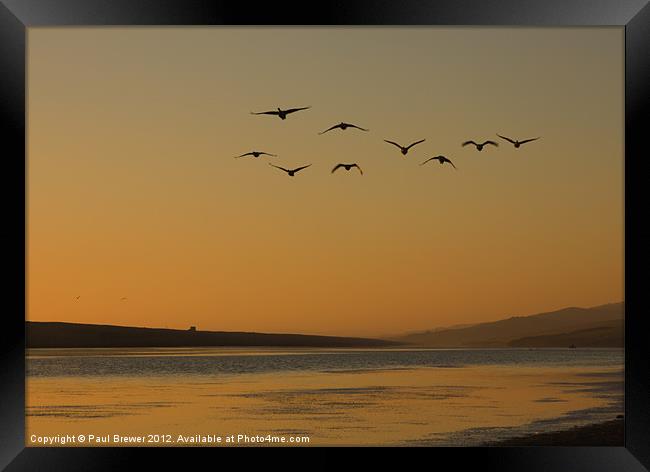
xmin=27 ymin=322 xmax=399 ymax=348
xmin=391 ymin=302 xmax=624 ymax=348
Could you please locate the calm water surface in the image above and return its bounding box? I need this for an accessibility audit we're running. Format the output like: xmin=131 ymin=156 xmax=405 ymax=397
xmin=26 ymin=348 xmax=623 ymax=446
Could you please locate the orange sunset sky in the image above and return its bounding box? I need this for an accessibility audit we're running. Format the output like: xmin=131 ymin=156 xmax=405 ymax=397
xmin=27 ymin=27 xmax=623 ymax=337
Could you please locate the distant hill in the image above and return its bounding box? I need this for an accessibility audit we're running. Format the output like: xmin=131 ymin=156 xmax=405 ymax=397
xmin=508 ymin=320 xmax=622 ymax=348
xmin=390 ymin=302 xmax=624 ymax=348
xmin=26 ymin=322 xmax=399 ymax=348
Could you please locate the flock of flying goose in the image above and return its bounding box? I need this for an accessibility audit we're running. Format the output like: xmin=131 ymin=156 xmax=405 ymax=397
xmin=236 ymin=105 xmax=540 ymax=176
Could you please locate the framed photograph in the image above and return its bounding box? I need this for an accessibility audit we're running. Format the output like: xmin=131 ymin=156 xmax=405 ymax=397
xmin=1 ymin=0 xmax=648 ymax=470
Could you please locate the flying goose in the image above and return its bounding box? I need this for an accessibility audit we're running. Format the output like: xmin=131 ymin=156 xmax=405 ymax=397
xmin=420 ymin=155 xmax=457 ymax=169
xmin=497 ymin=134 xmax=540 ymax=148
xmin=331 ymin=163 xmax=363 ymax=175
xmin=250 ymin=106 xmax=311 ymax=120
xmin=319 ymin=122 xmax=369 ymax=135
xmin=269 ymin=164 xmax=312 ymax=176
xmin=384 ymin=139 xmax=426 ymax=155
xmin=235 ymin=151 xmax=277 ymax=158
xmin=462 ymin=140 xmax=498 ymax=151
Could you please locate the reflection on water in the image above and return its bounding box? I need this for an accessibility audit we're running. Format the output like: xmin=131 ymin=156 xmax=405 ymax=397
xmin=26 ymin=348 xmax=623 ymax=446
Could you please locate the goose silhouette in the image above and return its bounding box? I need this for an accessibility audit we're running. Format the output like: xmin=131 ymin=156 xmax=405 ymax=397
xmin=462 ymin=140 xmax=498 ymax=151
xmin=319 ymin=122 xmax=369 ymax=135
xmin=420 ymin=155 xmax=457 ymax=169
xmin=497 ymin=134 xmax=540 ymax=148
xmin=331 ymin=163 xmax=363 ymax=175
xmin=269 ymin=164 xmax=312 ymax=176
xmin=384 ymin=139 xmax=426 ymax=155
xmin=235 ymin=151 xmax=277 ymax=158
xmin=251 ymin=106 xmax=311 ymax=120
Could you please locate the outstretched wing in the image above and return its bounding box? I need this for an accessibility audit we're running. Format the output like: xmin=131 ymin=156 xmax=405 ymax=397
xmin=284 ymin=106 xmax=311 ymax=114
xmin=319 ymin=124 xmax=341 ymax=135
xmin=406 ymin=139 xmax=426 ymax=150
xmin=292 ymin=164 xmax=312 ymax=173
xmin=420 ymin=157 xmax=436 ymax=166
xmin=353 ymin=164 xmax=364 ymax=175
xmin=384 ymin=139 xmax=403 ymax=149
xmin=443 ymin=157 xmax=457 ymax=169
xmin=251 ymin=110 xmax=280 ymax=116
xmin=235 ymin=152 xmax=254 ymax=158
xmin=497 ymin=134 xmax=516 ymax=144
xmin=348 ymin=123 xmax=369 ymax=132
xmin=259 ymin=152 xmax=277 ymax=157
xmin=331 ymin=164 xmax=344 ymax=174
xmin=483 ymin=141 xmax=499 ymax=147
xmin=462 ymin=140 xmax=477 ymax=147
xmin=519 ymin=137 xmax=540 ymax=145
xmin=269 ymin=163 xmax=290 ymax=173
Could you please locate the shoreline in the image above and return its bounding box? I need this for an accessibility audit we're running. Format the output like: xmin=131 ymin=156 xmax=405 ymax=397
xmin=486 ymin=418 xmax=624 ymax=446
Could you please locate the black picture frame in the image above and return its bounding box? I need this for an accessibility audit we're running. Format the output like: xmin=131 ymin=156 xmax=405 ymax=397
xmin=1 ymin=0 xmax=648 ymax=470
